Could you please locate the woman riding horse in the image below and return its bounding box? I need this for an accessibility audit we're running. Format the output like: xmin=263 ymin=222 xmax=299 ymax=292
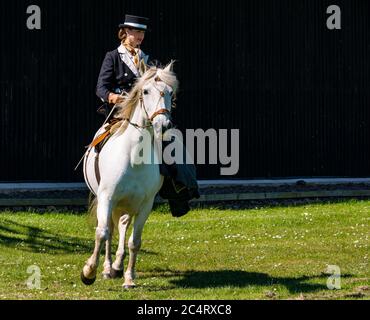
xmin=95 ymin=14 xmax=199 ymax=217
xmin=96 ymin=14 xmax=149 ymax=117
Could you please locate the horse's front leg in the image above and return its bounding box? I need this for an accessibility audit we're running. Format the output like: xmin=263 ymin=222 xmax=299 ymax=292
xmin=110 ymin=213 xmax=132 ymax=279
xmin=102 ymin=219 xmax=114 ymax=279
xmin=81 ymin=193 xmax=113 ymax=285
xmin=124 ymin=201 xmax=152 ymax=289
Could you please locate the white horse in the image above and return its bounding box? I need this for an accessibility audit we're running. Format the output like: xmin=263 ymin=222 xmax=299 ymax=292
xmin=81 ymin=63 xmax=178 ymax=288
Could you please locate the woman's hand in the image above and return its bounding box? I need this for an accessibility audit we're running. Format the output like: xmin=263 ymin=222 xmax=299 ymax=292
xmin=108 ymin=93 xmax=125 ymax=104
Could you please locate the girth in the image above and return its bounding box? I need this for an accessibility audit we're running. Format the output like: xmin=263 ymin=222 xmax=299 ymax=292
xmin=89 ymin=118 xmax=122 ymax=186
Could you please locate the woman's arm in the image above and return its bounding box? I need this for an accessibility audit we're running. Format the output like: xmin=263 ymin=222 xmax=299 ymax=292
xmin=96 ymin=52 xmax=115 ymax=103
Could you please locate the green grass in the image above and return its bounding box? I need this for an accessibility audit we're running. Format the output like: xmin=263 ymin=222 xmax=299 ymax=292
xmin=0 ymin=199 xmax=368 ymax=300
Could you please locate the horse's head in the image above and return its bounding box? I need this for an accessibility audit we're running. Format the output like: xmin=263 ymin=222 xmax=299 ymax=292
xmin=116 ymin=62 xmax=179 ymax=140
xmin=140 ymin=62 xmax=178 ymax=138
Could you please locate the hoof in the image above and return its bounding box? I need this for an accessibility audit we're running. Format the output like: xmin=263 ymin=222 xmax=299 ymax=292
xmin=123 ymin=284 xmax=136 ymax=290
xmin=102 ymin=273 xmax=112 ymax=280
xmin=80 ymin=272 xmax=96 ymax=286
xmin=110 ymin=268 xmax=124 ymax=279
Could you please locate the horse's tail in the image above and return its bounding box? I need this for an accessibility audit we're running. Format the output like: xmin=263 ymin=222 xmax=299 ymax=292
xmin=87 ymin=192 xmax=98 ymax=227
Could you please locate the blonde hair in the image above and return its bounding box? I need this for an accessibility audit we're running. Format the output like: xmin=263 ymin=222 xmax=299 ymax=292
xmin=118 ymin=28 xmax=127 ymax=43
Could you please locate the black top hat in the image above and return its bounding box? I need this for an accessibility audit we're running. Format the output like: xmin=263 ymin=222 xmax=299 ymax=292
xmin=119 ymin=14 xmax=149 ymax=31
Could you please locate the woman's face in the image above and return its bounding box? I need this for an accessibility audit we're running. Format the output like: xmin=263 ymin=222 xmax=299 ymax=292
xmin=126 ymin=28 xmax=145 ymax=47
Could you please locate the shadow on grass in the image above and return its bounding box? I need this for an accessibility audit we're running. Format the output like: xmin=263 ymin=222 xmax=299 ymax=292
xmin=144 ymin=268 xmax=353 ymax=295
xmin=0 ymin=218 xmax=91 ymax=254
xmin=0 ymin=218 xmax=158 ymax=256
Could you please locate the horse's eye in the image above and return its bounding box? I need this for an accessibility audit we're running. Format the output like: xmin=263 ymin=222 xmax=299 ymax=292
xmin=143 ymin=89 xmax=149 ymax=95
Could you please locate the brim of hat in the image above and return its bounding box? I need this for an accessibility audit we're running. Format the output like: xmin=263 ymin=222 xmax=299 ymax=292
xmin=118 ymin=24 xmax=150 ymax=31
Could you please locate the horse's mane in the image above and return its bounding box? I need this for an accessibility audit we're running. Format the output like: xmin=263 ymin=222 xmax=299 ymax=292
xmin=114 ymin=63 xmax=178 ymax=135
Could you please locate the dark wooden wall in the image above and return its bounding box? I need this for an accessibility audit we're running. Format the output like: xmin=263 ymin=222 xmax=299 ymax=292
xmin=0 ymin=0 xmax=369 ymax=181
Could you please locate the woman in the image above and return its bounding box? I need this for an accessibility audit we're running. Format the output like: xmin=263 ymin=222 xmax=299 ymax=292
xmin=95 ymin=15 xmax=200 ymax=217
xmin=96 ymin=14 xmax=150 ymax=118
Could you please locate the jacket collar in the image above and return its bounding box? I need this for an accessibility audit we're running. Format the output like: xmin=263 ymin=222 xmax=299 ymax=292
xmin=117 ymin=44 xmax=149 ymax=77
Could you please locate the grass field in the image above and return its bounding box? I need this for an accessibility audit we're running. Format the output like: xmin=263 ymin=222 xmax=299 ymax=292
xmin=0 ymin=199 xmax=368 ymax=300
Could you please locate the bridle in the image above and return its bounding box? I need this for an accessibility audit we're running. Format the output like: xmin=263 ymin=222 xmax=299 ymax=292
xmin=124 ymin=76 xmax=173 ymax=130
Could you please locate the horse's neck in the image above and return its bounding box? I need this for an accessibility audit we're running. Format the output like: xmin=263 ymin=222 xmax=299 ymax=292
xmin=130 ymin=101 xmax=147 ymax=128
xmin=125 ymin=100 xmax=159 ymax=165
xmin=126 ymin=101 xmax=154 ymax=141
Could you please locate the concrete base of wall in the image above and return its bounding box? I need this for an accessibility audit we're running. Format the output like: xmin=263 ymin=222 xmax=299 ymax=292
xmin=0 ymin=178 xmax=370 ymax=207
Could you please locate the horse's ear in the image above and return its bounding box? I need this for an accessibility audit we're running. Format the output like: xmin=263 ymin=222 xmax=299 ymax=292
xmin=164 ymin=60 xmax=175 ymax=72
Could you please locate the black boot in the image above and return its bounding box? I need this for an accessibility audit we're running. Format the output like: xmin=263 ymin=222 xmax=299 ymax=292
xmin=168 ymin=199 xmax=191 ymax=218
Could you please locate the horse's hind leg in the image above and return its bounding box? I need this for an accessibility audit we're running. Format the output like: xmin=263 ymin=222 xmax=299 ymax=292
xmin=111 ymin=213 xmax=132 ymax=279
xmin=81 ymin=194 xmax=113 ymax=285
xmin=124 ymin=200 xmax=153 ymax=289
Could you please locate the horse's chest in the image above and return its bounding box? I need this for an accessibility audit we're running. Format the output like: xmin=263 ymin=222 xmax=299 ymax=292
xmin=115 ymin=165 xmax=161 ymax=192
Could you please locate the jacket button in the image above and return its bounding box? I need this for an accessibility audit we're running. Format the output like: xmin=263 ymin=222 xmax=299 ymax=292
xmin=124 ymin=73 xmax=128 ymax=77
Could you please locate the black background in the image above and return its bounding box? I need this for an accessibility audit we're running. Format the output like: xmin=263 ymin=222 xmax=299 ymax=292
xmin=0 ymin=0 xmax=369 ymax=181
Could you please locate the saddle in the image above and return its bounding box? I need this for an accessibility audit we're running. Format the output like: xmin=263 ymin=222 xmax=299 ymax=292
xmin=89 ymin=118 xmax=123 ymax=152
